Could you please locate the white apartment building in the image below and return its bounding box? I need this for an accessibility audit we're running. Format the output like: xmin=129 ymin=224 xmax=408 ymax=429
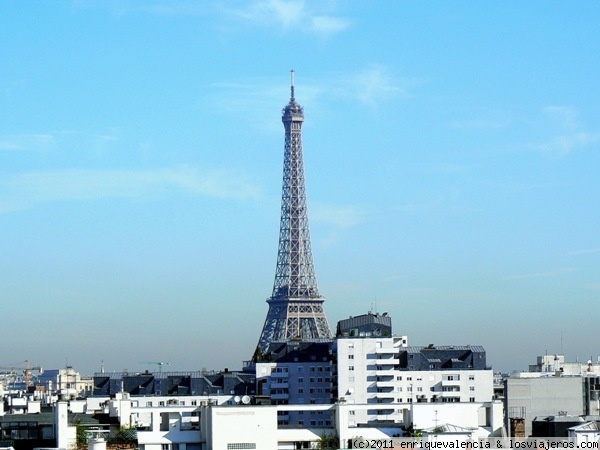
xmin=337 ymin=337 xmax=497 ymax=436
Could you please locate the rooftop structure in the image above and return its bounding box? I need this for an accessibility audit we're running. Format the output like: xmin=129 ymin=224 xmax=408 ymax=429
xmin=336 ymin=312 xmax=393 ymax=338
xmin=399 ymin=345 xmax=488 ymax=371
xmin=256 ymin=72 xmax=332 ymax=355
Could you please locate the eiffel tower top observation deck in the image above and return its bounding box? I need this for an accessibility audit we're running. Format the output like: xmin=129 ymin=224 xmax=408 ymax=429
xmin=255 ymin=71 xmax=332 ymax=354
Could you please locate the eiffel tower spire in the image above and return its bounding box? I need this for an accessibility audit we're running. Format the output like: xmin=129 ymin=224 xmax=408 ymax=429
xmin=256 ymin=71 xmax=332 ymax=354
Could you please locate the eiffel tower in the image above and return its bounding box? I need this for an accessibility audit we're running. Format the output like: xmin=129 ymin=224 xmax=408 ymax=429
xmin=256 ymin=71 xmax=332 ymax=355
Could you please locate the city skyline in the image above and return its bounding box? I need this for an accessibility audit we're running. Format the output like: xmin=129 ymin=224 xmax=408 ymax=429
xmin=1 ymin=1 xmax=599 ymax=375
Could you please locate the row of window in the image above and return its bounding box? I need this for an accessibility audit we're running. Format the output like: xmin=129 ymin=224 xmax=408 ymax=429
xmin=273 ymin=366 xmax=331 ymax=373
xmin=297 ymin=387 xmax=332 ymax=394
xmin=346 ymin=368 xmax=476 ymax=381
xmin=143 ymin=400 xmax=198 ymax=407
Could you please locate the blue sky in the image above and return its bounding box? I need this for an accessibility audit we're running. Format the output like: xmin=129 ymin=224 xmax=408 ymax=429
xmin=1 ymin=1 xmax=598 ymax=375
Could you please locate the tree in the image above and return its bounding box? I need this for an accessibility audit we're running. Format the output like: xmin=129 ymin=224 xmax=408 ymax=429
xmin=316 ymin=432 xmax=339 ymax=449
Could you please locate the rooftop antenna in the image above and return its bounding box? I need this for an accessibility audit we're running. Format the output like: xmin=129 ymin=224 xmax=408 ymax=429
xmin=290 ymin=69 xmax=295 ymax=100
xmin=560 ymin=331 xmax=563 ymax=355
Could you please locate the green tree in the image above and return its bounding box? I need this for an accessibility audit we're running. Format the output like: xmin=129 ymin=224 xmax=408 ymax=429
xmin=316 ymin=432 xmax=339 ymax=449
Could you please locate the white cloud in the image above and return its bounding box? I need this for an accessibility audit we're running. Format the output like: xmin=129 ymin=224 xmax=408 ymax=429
xmin=503 ymin=267 xmax=578 ymax=281
xmin=226 ymin=0 xmax=350 ymax=36
xmin=570 ymin=247 xmax=600 ymax=255
xmin=310 ymin=202 xmax=367 ymax=229
xmin=536 ymin=106 xmax=598 ymax=155
xmin=0 ymin=133 xmax=56 ymax=151
xmin=0 ymin=166 xmax=262 ymax=213
xmin=310 ymin=15 xmax=350 ymax=35
xmin=352 ymin=66 xmax=406 ymax=106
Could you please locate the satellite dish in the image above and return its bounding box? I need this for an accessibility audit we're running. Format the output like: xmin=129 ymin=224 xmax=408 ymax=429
xmin=241 ymin=395 xmax=251 ymax=405
xmin=234 ymin=396 xmax=241 ymax=404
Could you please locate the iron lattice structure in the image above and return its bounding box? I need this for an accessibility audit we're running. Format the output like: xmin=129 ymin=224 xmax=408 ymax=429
xmin=256 ymin=73 xmax=332 ymax=354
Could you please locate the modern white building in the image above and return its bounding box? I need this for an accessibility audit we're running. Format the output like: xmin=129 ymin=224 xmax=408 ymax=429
xmin=336 ymin=337 xmax=496 ymax=435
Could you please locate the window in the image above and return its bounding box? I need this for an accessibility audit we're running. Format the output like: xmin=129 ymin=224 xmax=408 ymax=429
xmin=469 ymin=375 xmax=475 ymax=380
xmin=298 ymin=388 xmax=304 ymax=394
xmin=469 ymin=386 xmax=475 ymax=391
xmin=348 ymin=354 xmax=354 ymax=360
xmin=397 ymin=376 xmax=402 ymax=381
xmin=397 ymin=387 xmax=402 ymax=392
xmin=226 ymin=444 xmax=256 ymax=450
xmin=298 ymin=377 xmax=304 ymax=383
xmin=417 ymin=387 xmax=423 ymax=392
xmin=348 ymin=366 xmax=354 ymax=371
xmin=470 ymin=397 xmax=476 ymax=403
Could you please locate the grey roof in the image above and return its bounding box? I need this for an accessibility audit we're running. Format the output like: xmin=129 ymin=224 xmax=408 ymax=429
xmin=407 ymin=345 xmax=486 ymax=352
xmin=568 ymin=421 xmax=600 ymax=431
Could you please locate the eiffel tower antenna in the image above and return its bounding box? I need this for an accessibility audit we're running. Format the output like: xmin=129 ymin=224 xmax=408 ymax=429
xmin=256 ymin=72 xmax=332 ymax=354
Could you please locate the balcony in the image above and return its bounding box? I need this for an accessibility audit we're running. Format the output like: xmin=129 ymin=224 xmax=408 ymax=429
xmin=271 ymin=393 xmax=289 ymax=400
xmin=271 ymin=371 xmax=289 ymax=378
xmin=375 ymin=369 xmax=395 ymax=376
xmin=375 ymin=358 xmax=399 ymax=365
xmin=375 ymin=392 xmax=395 ymax=400
xmin=375 ymin=347 xmax=396 ymax=355
xmin=271 ymin=381 xmax=289 ymax=389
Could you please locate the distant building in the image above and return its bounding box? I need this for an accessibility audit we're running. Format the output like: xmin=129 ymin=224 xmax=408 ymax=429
xmin=93 ymin=370 xmax=255 ymax=398
xmin=37 ymin=367 xmax=93 ymax=398
xmin=504 ymin=354 xmax=600 ymax=437
xmin=528 ymin=354 xmax=600 ymax=376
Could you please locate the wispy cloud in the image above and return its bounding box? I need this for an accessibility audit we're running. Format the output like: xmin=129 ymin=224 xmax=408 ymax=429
xmin=210 ymin=65 xmax=411 ymax=124
xmin=310 ymin=202 xmax=369 ymax=247
xmin=311 ymin=202 xmax=368 ymax=229
xmin=535 ymin=106 xmax=598 ymax=155
xmin=72 ymin=0 xmax=210 ymax=17
xmin=570 ymin=247 xmax=600 ymax=255
xmin=503 ymin=267 xmax=578 ymax=281
xmin=0 ymin=166 xmax=261 ymax=213
xmin=349 ymin=66 xmax=408 ymax=106
xmin=225 ymin=0 xmax=351 ymax=36
xmin=0 ymin=134 xmax=56 ymax=151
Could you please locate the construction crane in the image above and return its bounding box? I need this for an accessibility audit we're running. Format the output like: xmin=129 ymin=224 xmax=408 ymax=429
xmin=0 ymin=360 xmax=42 ymax=389
xmin=139 ymin=361 xmax=170 ymax=373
